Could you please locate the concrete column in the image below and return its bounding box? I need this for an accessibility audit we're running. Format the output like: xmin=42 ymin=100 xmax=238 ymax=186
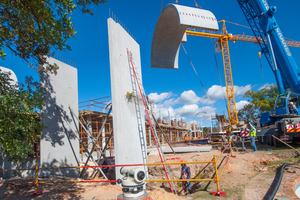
xmin=108 ymin=18 xmax=148 ymax=182
xmin=101 ymin=124 xmax=106 ymax=150
xmin=102 ymin=109 xmax=107 ymax=152
xmin=87 ymin=116 xmax=93 ymax=151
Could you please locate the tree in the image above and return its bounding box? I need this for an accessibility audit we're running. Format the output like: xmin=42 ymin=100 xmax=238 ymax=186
xmin=0 ymin=0 xmax=107 ymax=74
xmin=237 ymin=103 xmax=259 ymax=124
xmin=0 ymin=70 xmax=45 ymax=162
xmin=203 ymin=127 xmax=209 ymax=137
xmin=243 ymin=84 xmax=280 ymax=112
xmin=0 ymin=0 xmax=107 ymax=162
xmin=238 ymin=84 xmax=282 ymax=124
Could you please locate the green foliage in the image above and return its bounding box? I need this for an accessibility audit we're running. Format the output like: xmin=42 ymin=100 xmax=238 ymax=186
xmin=203 ymin=127 xmax=209 ymax=136
xmin=0 ymin=0 xmax=107 ymax=74
xmin=126 ymin=91 xmax=135 ymax=99
xmin=243 ymin=84 xmax=280 ymax=113
xmin=237 ymin=103 xmax=259 ymax=124
xmin=0 ymin=70 xmax=46 ymax=162
xmin=194 ymin=171 xmax=202 ymax=179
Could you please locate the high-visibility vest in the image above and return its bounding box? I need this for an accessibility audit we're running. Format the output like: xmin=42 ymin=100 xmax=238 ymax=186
xmin=250 ymin=129 xmax=256 ymax=137
xmin=226 ymin=127 xmax=231 ymax=136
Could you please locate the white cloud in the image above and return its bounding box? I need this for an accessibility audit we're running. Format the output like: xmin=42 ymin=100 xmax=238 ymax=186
xmin=174 ymin=104 xmax=200 ymax=117
xmin=153 ymin=103 xmax=175 ymax=119
xmin=149 ymin=87 xmax=250 ymax=122
xmin=175 ymin=90 xmax=201 ymax=104
xmin=234 ymin=85 xmax=251 ymax=96
xmin=199 ymin=85 xmax=252 ymax=105
xmin=236 ymin=100 xmax=250 ymax=111
xmin=258 ymin=83 xmax=273 ymax=91
xmin=194 ymin=106 xmax=216 ymax=118
xmin=148 ymin=92 xmax=172 ymax=103
xmin=163 ymin=98 xmax=176 ymax=106
xmin=206 ymin=85 xmax=226 ymax=101
xmin=174 ymin=104 xmax=216 ymax=118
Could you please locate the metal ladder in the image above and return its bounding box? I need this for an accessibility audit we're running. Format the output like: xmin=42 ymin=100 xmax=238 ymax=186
xmin=127 ymin=50 xmax=148 ymax=177
xmin=126 ymin=48 xmax=177 ymax=194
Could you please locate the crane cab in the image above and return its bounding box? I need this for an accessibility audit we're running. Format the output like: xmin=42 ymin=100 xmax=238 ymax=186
xmin=275 ymin=92 xmax=300 ymax=116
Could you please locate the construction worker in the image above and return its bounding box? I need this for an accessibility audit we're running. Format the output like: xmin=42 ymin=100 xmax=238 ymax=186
xmin=249 ymin=122 xmax=257 ymax=152
xmin=289 ymin=102 xmax=298 ymax=114
xmin=226 ymin=125 xmax=235 ymax=148
xmin=180 ymin=160 xmax=191 ymax=195
xmin=102 ymin=158 xmax=109 ymax=177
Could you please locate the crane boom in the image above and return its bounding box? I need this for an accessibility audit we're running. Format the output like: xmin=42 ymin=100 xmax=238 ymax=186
xmin=236 ymin=0 xmax=300 ymax=149
xmin=186 ymin=18 xmax=300 ymax=126
xmin=237 ymin=0 xmax=300 ymax=94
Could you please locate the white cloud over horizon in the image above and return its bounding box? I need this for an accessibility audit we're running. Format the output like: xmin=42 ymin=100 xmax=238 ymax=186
xmin=148 ymin=92 xmax=172 ymax=103
xmin=236 ymin=100 xmax=250 ymax=111
xmin=175 ymin=90 xmax=201 ymax=104
xmin=194 ymin=84 xmax=251 ymax=105
xmin=234 ymin=85 xmax=252 ymax=96
xmin=258 ymin=83 xmax=274 ymax=91
xmin=148 ymin=84 xmax=251 ymax=122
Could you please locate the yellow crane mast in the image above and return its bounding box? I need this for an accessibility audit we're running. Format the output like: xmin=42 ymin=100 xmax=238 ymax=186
xmin=185 ymin=20 xmax=300 ymax=126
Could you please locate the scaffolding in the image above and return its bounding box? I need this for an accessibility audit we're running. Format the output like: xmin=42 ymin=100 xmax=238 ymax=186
xmin=78 ymin=109 xmax=114 ymax=158
xmin=26 ymin=97 xmax=201 ymax=159
xmin=145 ymin=122 xmax=189 ymax=147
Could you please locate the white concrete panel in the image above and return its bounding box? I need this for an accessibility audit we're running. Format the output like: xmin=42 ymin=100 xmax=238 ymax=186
xmin=108 ymin=18 xmax=148 ymax=182
xmin=173 ymin=4 xmax=218 ymax=30
xmin=151 ymin=4 xmax=219 ymax=69
xmin=0 ymin=66 xmax=18 ymax=87
xmin=148 ymin=146 xmax=212 ymax=153
xmin=40 ymin=57 xmax=79 ymax=177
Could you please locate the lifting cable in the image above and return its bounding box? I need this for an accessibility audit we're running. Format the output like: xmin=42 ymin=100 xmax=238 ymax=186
xmin=221 ymin=20 xmax=252 ymax=30
xmin=181 ymin=43 xmax=214 ymax=108
xmin=223 ymin=20 xmax=294 ymax=43
xmin=210 ymin=38 xmax=229 ymax=114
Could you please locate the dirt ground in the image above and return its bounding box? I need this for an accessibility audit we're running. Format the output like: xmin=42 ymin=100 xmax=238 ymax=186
xmin=1 ymin=140 xmax=300 ymax=200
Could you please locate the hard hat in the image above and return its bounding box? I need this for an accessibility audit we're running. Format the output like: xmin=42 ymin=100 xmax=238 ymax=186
xmin=181 ymin=160 xmax=186 ymax=163
xmin=253 ymin=125 xmax=256 ymax=128
xmin=290 ymin=102 xmax=293 ymax=104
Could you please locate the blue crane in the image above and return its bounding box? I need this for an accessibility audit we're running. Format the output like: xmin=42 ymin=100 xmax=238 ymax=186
xmin=237 ymin=0 xmax=300 ymax=146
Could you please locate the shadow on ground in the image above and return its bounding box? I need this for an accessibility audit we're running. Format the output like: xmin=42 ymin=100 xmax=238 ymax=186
xmin=0 ymin=180 xmax=88 ymax=200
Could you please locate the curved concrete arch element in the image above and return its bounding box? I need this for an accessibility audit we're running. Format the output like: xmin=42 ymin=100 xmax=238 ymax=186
xmin=151 ymin=4 xmax=219 ymax=69
xmin=0 ymin=66 xmax=18 ymax=86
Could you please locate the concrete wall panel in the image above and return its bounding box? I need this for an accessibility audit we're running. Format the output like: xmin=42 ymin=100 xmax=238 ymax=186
xmin=151 ymin=4 xmax=219 ymax=69
xmin=40 ymin=57 xmax=79 ymax=177
xmin=108 ymin=18 xmax=148 ymax=181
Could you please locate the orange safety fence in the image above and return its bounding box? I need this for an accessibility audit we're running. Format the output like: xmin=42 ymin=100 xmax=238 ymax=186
xmin=0 ymin=158 xmax=228 ymax=196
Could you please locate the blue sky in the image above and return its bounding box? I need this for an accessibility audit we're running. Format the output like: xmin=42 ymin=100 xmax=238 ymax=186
xmin=1 ymin=0 xmax=300 ymax=127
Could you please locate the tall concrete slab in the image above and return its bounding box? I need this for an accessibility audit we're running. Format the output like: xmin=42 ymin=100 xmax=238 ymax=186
xmin=107 ymin=18 xmax=148 ymax=181
xmin=151 ymin=4 xmax=219 ymax=69
xmin=40 ymin=57 xmax=79 ymax=177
